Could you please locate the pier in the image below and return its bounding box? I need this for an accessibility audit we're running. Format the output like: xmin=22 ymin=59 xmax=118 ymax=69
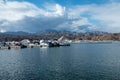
xmin=0 ymin=46 xmax=21 ymax=50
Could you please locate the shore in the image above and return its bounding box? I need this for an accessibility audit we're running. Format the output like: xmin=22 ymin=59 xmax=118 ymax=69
xmin=1 ymin=39 xmax=120 ymax=50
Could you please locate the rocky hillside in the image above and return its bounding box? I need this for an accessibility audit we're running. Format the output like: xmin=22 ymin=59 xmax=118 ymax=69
xmin=92 ymin=33 xmax=120 ymax=41
xmin=0 ymin=31 xmax=120 ymax=41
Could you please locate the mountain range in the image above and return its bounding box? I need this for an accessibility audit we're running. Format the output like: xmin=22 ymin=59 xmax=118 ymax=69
xmin=0 ymin=30 xmax=120 ymax=41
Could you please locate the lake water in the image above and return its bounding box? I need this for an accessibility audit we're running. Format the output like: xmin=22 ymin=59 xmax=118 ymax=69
xmin=0 ymin=43 xmax=120 ymax=80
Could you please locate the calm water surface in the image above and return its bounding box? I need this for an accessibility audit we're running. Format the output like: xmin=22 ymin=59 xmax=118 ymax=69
xmin=0 ymin=43 xmax=120 ymax=80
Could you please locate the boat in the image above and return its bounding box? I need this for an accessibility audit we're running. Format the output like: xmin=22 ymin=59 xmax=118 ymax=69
xmin=20 ymin=39 xmax=30 ymax=48
xmin=40 ymin=42 xmax=49 ymax=48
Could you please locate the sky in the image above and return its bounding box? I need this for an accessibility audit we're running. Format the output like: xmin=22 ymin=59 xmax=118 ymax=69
xmin=0 ymin=0 xmax=120 ymax=33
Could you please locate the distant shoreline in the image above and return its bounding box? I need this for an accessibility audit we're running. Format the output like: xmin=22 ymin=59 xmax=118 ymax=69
xmin=0 ymin=31 xmax=120 ymax=41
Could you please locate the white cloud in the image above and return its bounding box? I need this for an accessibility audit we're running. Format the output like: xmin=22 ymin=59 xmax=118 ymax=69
xmin=0 ymin=29 xmax=6 ymax=33
xmin=0 ymin=0 xmax=66 ymax=32
xmin=0 ymin=1 xmax=41 ymax=21
xmin=0 ymin=1 xmax=65 ymax=21
xmin=67 ymin=3 xmax=120 ymax=32
xmin=0 ymin=0 xmax=120 ymax=33
xmin=43 ymin=3 xmax=65 ymax=17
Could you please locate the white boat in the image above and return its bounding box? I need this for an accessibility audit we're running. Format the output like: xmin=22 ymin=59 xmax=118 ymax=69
xmin=40 ymin=40 xmax=49 ymax=48
xmin=40 ymin=42 xmax=49 ymax=48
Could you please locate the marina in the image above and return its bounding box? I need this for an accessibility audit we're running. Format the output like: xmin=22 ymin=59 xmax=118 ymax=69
xmin=0 ymin=38 xmax=71 ymax=50
xmin=0 ymin=39 xmax=119 ymax=50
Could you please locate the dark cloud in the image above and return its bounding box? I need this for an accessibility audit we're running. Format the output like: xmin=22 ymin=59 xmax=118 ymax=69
xmin=1 ymin=16 xmax=66 ymax=32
